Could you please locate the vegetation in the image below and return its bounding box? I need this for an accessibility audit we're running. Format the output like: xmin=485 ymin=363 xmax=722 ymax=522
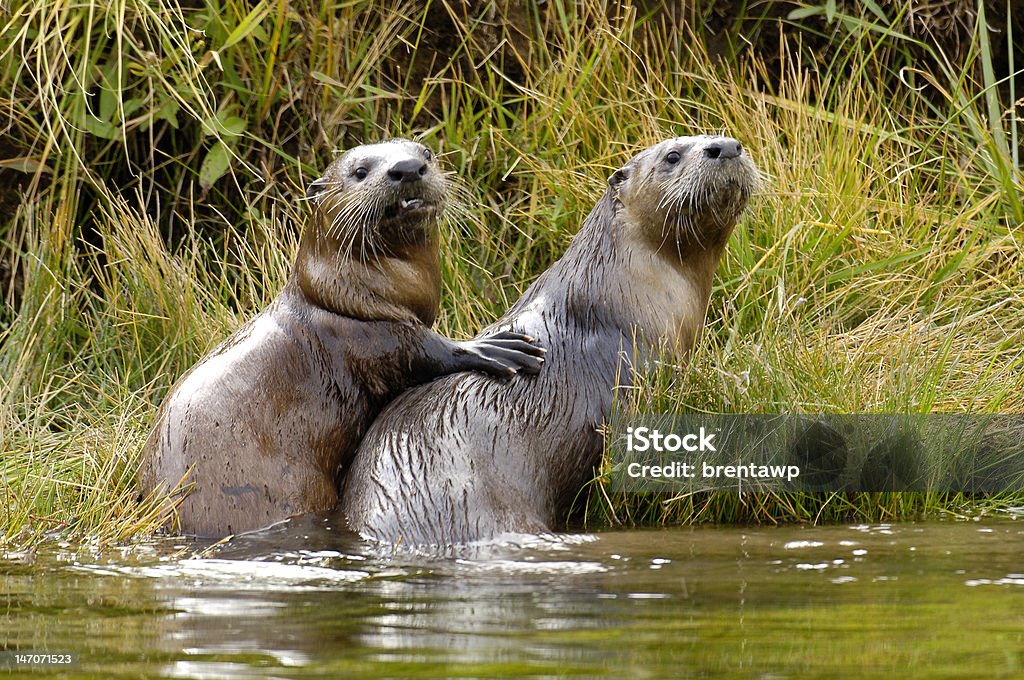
xmin=1 ymin=0 xmax=1021 ymax=547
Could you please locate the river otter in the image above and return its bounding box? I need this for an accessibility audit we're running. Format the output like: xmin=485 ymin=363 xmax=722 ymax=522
xmin=138 ymin=139 xmax=544 ymax=537
xmin=340 ymin=135 xmax=758 ymax=546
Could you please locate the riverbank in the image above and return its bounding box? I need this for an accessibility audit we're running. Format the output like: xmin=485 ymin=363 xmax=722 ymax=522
xmin=2 ymin=1 xmax=1022 ymax=547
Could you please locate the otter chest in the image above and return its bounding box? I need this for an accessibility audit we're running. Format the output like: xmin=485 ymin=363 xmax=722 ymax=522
xmin=624 ymin=251 xmax=709 ymax=354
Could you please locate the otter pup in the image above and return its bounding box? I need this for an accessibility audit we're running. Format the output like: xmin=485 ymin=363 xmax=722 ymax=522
xmin=341 ymin=135 xmax=758 ymax=546
xmin=139 ymin=139 xmax=544 ymax=536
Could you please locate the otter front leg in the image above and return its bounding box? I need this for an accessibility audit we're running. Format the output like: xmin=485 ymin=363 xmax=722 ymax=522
xmin=419 ymin=330 xmax=546 ymax=379
xmin=452 ymin=330 xmax=546 ymax=377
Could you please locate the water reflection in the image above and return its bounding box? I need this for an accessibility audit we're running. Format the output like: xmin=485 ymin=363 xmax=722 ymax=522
xmin=3 ymin=519 xmax=1024 ymax=677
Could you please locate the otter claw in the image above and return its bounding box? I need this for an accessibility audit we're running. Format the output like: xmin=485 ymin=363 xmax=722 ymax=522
xmin=488 ymin=330 xmax=537 ymax=344
xmin=462 ymin=332 xmax=546 ymax=378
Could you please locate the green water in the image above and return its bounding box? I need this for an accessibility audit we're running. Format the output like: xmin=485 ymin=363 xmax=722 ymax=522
xmin=3 ymin=518 xmax=1024 ymax=678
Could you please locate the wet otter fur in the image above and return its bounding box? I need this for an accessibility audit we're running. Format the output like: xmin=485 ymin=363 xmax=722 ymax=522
xmin=138 ymin=139 xmax=544 ymax=537
xmin=340 ymin=135 xmax=758 ymax=546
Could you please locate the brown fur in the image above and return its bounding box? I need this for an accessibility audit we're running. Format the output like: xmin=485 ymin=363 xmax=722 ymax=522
xmin=138 ymin=139 xmax=544 ymax=536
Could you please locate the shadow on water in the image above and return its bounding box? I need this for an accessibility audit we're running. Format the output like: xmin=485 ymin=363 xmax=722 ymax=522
xmin=4 ymin=513 xmax=1024 ymax=677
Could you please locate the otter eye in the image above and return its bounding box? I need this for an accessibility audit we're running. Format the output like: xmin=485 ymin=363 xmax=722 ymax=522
xmin=665 ymin=151 xmax=681 ymax=165
xmin=353 ymin=167 xmax=369 ymax=181
xmin=422 ymin=148 xmax=432 ymax=162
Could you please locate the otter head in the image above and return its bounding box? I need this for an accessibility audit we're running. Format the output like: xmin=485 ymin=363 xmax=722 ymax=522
xmin=609 ymin=135 xmax=758 ymax=258
xmin=305 ymin=138 xmax=446 ymax=256
xmin=599 ymin=135 xmax=759 ymax=354
xmin=295 ymin=139 xmax=447 ymax=324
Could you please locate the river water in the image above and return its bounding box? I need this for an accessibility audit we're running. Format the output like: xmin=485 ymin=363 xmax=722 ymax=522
xmin=3 ymin=518 xmax=1023 ymax=678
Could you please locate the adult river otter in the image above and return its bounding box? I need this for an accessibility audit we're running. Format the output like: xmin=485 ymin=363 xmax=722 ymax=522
xmin=341 ymin=135 xmax=758 ymax=546
xmin=139 ymin=139 xmax=544 ymax=537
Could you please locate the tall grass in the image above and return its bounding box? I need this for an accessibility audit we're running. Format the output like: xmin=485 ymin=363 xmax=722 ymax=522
xmin=1 ymin=0 xmax=1021 ymax=546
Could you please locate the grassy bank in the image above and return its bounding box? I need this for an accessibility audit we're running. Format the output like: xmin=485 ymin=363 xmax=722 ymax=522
xmin=1 ymin=1 xmax=1022 ymax=547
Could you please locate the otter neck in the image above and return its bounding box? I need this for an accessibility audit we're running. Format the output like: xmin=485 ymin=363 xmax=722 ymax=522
xmin=621 ymin=207 xmax=732 ymax=355
xmin=291 ymin=224 xmax=440 ymax=325
xmin=557 ymin=192 xmax=731 ymax=356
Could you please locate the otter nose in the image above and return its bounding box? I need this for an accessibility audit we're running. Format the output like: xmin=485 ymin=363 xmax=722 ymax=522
xmin=387 ymin=158 xmax=428 ymax=183
xmin=703 ymin=139 xmax=743 ymax=160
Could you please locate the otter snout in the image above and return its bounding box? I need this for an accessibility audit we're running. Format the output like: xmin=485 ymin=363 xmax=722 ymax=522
xmin=703 ymin=138 xmax=743 ymax=160
xmin=387 ymin=158 xmax=428 ymax=183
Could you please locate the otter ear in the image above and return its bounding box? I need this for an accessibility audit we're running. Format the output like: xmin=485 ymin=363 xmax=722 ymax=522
xmin=305 ymin=176 xmax=328 ymax=201
xmin=608 ymin=165 xmax=631 ymax=189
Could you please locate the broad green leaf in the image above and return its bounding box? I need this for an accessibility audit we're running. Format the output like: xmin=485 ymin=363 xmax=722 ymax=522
xmin=85 ymin=116 xmax=117 ymax=140
xmin=199 ymin=141 xmax=232 ymax=191
xmin=221 ymin=116 xmax=246 ymax=137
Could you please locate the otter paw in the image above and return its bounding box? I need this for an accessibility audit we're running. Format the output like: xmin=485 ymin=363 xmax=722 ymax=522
xmin=462 ymin=332 xmax=546 ymax=377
